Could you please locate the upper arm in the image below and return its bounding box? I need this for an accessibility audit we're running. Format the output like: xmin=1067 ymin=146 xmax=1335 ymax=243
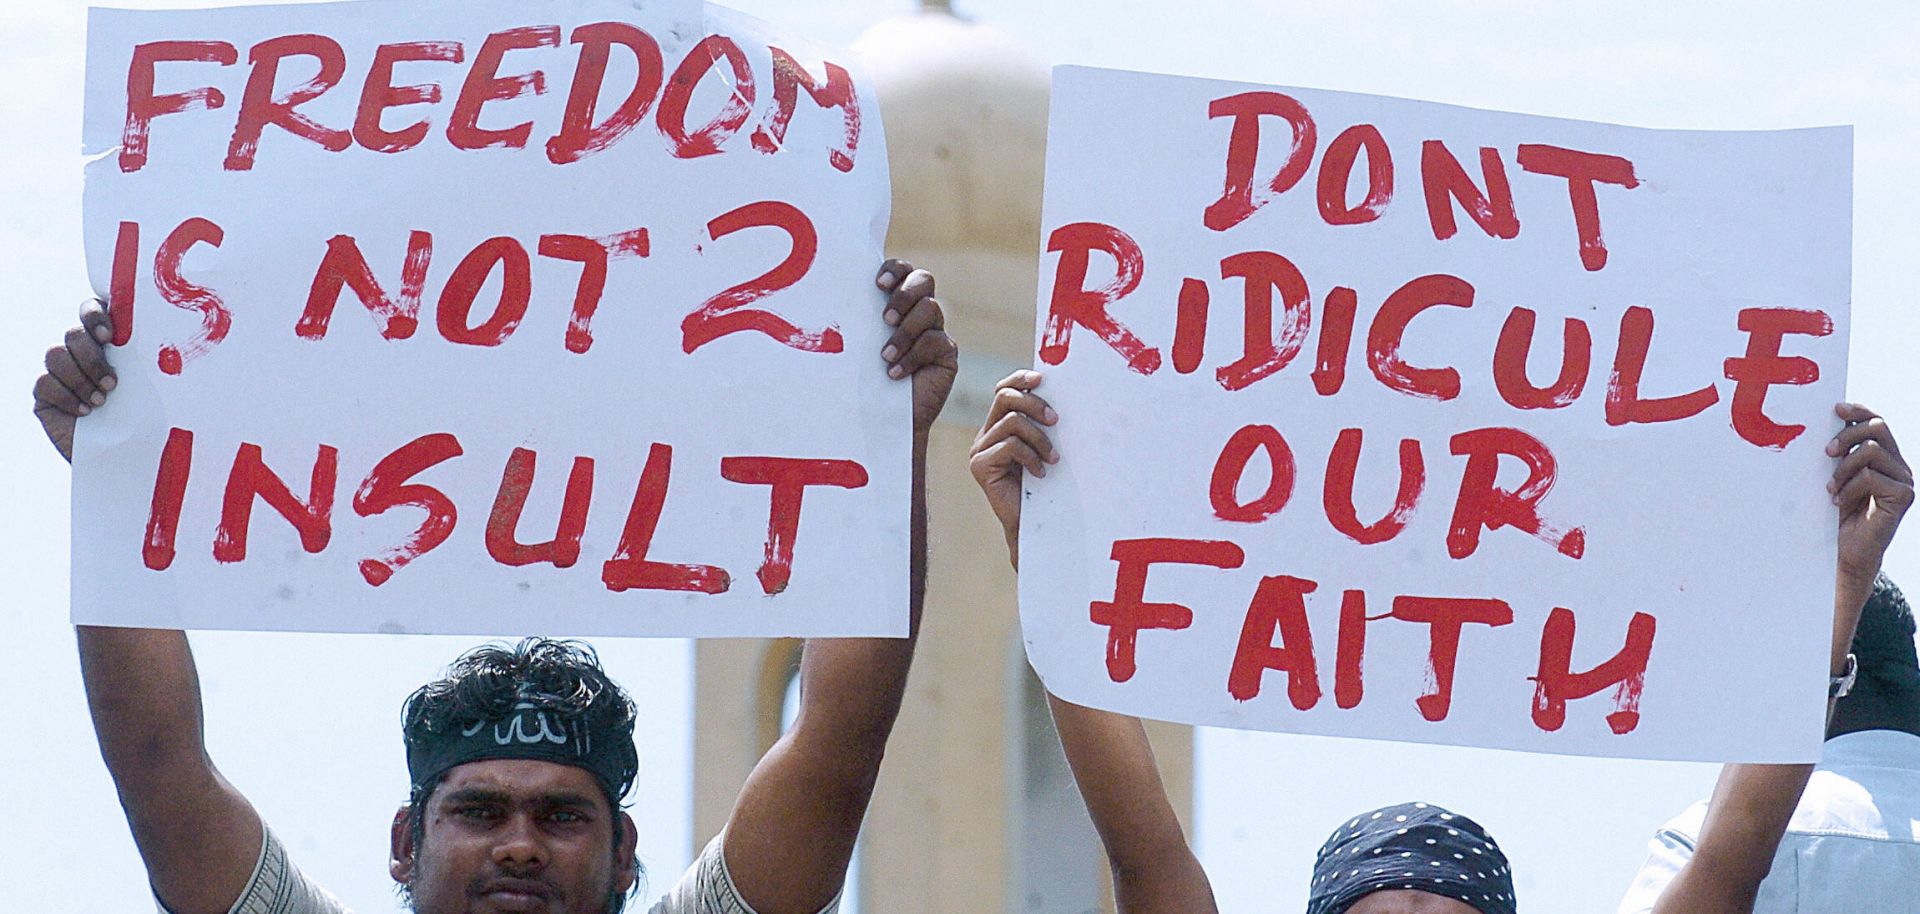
xmin=76 ymin=626 xmax=265 ymax=914
xmin=133 ymin=766 xmax=265 ymax=914
xmin=717 ymin=637 xmax=913 ymax=914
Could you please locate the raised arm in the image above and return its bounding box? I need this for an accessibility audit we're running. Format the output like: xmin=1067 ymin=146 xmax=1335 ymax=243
xmin=968 ymin=370 xmax=1219 ymax=914
xmin=1648 ymin=403 xmax=1911 ymax=914
xmin=721 ymin=261 xmax=957 ymax=914
xmin=37 ymin=301 xmax=264 ymax=914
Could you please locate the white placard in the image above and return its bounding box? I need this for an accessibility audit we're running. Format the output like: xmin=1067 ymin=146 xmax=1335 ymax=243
xmin=74 ymin=0 xmax=906 ymax=638
xmin=1021 ymin=65 xmax=1850 ymax=762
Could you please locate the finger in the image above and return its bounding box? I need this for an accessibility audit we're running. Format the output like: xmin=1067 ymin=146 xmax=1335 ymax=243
xmin=981 ymin=382 xmax=1057 ymax=431
xmin=1829 ymin=441 xmax=1913 ymax=493
xmin=971 ymin=436 xmax=1048 ymax=480
xmin=1835 ymin=467 xmax=1913 ymax=514
xmin=889 ymin=329 xmax=956 ymax=380
xmin=885 ymin=268 xmax=935 ymax=325
xmin=80 ymin=298 xmax=115 ymax=345
xmin=33 ymin=372 xmax=89 ymax=416
xmin=45 ymin=346 xmax=103 ymax=408
xmin=995 ymin=369 xmax=1045 ymax=393
xmin=973 ymin=412 xmax=1058 ymax=464
xmin=32 ymin=404 xmax=75 ymax=462
xmin=881 ymin=296 xmax=946 ymax=366
xmin=876 ymin=259 xmax=911 ymax=292
xmin=1829 ymin=405 xmax=1901 ymax=460
xmin=1828 ymin=412 xmax=1894 ymax=454
xmin=65 ymin=326 xmax=117 ymax=391
xmin=1834 ymin=401 xmax=1882 ymax=424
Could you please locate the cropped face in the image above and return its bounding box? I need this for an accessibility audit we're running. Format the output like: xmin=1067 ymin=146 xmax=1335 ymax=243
xmin=392 ymin=758 xmax=636 ymax=914
xmin=1345 ymin=889 xmax=1483 ymax=914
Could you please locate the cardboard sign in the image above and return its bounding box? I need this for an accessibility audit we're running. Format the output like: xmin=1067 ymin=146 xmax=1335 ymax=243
xmin=1020 ymin=65 xmax=1851 ymax=762
xmin=73 ymin=0 xmax=906 ymax=638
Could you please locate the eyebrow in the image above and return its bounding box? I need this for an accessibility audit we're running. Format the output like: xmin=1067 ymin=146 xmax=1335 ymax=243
xmin=437 ymin=787 xmax=599 ymax=809
xmin=438 ymin=787 xmax=509 ymax=807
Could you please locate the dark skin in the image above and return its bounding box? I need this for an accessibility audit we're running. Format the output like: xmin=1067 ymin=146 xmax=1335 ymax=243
xmin=37 ymin=259 xmax=958 ymax=914
xmin=391 ymin=760 xmax=638 ymax=914
xmin=967 ymin=370 xmax=1908 ymax=914
xmin=1348 ymin=892 xmax=1479 ymax=914
xmin=1647 ymin=406 xmax=1911 ymax=914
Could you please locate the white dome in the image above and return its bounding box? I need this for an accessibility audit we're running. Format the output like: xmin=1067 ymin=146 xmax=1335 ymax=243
xmin=850 ymin=11 xmax=1049 ymax=376
xmin=853 ymin=12 xmax=1049 ymax=254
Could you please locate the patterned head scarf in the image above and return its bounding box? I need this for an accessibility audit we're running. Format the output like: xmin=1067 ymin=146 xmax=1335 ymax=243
xmin=1306 ymin=802 xmax=1517 ymax=914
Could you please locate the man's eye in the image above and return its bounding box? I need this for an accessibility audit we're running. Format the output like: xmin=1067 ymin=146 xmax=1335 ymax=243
xmin=548 ymin=810 xmax=586 ymax=824
xmin=457 ymin=806 xmax=499 ymax=821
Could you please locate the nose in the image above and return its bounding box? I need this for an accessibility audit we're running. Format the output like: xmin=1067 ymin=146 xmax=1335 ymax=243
xmin=491 ymin=812 xmax=549 ymax=872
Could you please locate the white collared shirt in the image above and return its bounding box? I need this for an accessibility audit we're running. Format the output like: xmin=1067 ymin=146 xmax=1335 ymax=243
xmin=1617 ymin=730 xmax=1920 ymax=914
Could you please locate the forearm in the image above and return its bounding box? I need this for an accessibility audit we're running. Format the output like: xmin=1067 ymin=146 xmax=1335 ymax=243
xmin=1652 ymin=763 xmax=1813 ymax=914
xmin=1831 ymin=568 xmax=1875 ymax=675
xmin=1049 ymin=696 xmax=1216 ymax=914
xmin=1655 ymin=576 xmax=1872 ymax=913
xmin=721 ymin=435 xmax=928 ymax=912
xmin=787 ymin=430 xmax=928 ymax=759
xmin=77 ymin=625 xmax=213 ymax=784
xmin=1046 ymin=696 xmax=1192 ymax=864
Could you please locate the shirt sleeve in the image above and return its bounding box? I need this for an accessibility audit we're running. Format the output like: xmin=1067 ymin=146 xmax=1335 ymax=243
xmin=648 ymin=831 xmax=842 ymax=914
xmin=1616 ymin=809 xmax=1703 ymax=914
xmin=155 ymin=826 xmax=352 ymax=914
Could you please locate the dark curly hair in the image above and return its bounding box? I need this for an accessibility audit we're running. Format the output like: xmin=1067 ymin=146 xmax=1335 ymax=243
xmin=1829 ymin=574 xmax=1920 ymax=740
xmin=397 ymin=638 xmax=644 ymax=912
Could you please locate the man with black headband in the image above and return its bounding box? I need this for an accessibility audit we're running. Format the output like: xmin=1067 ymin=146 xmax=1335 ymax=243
xmin=966 ymin=368 xmax=1911 ymax=914
xmin=32 ymin=258 xmax=958 ymax=914
xmin=1619 ymin=574 xmax=1920 ymax=913
xmin=1307 ymin=803 xmax=1515 ymax=914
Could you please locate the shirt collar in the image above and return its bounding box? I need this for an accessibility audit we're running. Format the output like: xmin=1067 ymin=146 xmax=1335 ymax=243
xmin=1820 ymin=729 xmax=1920 ymax=772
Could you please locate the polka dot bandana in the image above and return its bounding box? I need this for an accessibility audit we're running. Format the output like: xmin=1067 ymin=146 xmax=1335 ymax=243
xmin=1305 ymin=802 xmax=1517 ymax=914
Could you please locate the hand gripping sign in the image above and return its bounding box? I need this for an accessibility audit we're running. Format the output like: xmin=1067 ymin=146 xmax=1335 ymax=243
xmin=1019 ymin=66 xmax=1851 ymax=762
xmin=73 ymin=0 xmax=906 ymax=638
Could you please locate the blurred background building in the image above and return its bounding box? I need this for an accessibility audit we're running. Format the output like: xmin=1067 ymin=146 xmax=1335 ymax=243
xmin=691 ymin=4 xmax=1195 ymax=912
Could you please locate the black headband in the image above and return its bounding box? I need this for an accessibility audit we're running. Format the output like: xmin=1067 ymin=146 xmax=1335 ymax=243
xmin=405 ymin=700 xmax=638 ymax=802
xmin=1307 ymin=802 xmax=1517 ymax=914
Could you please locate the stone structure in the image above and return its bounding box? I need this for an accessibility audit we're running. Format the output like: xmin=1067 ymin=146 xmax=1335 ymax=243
xmin=692 ymin=6 xmax=1195 ymax=912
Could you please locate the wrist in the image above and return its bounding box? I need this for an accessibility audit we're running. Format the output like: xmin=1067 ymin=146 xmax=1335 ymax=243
xmin=1830 ymin=653 xmax=1857 ymax=697
xmin=1836 ymin=553 xmax=1883 ymax=590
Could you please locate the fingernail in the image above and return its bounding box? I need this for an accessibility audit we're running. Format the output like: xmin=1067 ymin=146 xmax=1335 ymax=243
xmin=1047 ymin=451 xmax=1061 ymax=464
xmin=878 ymin=272 xmax=897 ymax=289
xmin=1043 ymin=407 xmax=1058 ymax=424
xmin=882 ymin=344 xmax=899 ymax=361
xmin=89 ymin=392 xmax=105 ymax=406
xmin=92 ymin=326 xmax=110 ymax=342
xmin=1034 ymin=465 xmax=1046 ymax=478
xmin=77 ymin=404 xmax=90 ymax=416
xmin=884 ymin=310 xmax=901 ymax=326
xmin=101 ymin=376 xmax=116 ymax=391
xmin=888 ymin=364 xmax=905 ymax=379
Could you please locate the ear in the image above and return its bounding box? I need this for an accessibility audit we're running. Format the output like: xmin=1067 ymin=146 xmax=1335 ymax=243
xmin=614 ymin=811 xmax=640 ymax=894
xmin=390 ymin=806 xmax=417 ymax=885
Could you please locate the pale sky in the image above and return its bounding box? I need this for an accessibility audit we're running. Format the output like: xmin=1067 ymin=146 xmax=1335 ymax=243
xmin=4 ymin=1 xmax=1919 ymax=912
